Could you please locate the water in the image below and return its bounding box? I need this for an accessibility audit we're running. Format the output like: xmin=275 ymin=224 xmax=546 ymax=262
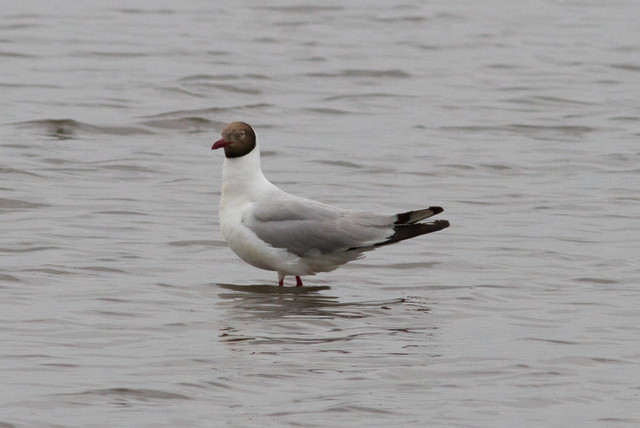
xmin=1 ymin=1 xmax=639 ymax=426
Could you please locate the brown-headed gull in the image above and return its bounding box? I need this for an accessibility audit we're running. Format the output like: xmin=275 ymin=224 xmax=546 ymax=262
xmin=211 ymin=122 xmax=449 ymax=286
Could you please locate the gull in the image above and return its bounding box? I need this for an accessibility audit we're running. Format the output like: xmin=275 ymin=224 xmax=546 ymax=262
xmin=211 ymin=122 xmax=449 ymax=286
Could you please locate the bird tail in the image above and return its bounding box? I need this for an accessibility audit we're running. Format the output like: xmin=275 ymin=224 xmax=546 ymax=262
xmin=348 ymin=207 xmax=449 ymax=251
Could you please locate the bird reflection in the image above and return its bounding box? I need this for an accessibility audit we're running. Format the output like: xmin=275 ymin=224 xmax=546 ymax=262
xmin=215 ymin=283 xmax=350 ymax=321
xmin=217 ymin=283 xmax=332 ymax=295
xmin=214 ymin=283 xmax=428 ymax=349
xmin=214 ymin=283 xmax=408 ymax=321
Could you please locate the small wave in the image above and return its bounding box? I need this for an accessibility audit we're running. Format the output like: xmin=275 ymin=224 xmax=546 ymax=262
xmin=575 ymin=277 xmax=618 ymax=285
xmin=0 ymin=82 xmax=60 ymax=89
xmin=0 ymin=198 xmax=47 ymax=211
xmin=208 ymin=83 xmax=262 ymax=94
xmin=313 ymin=160 xmax=363 ymax=169
xmin=177 ymin=82 xmax=262 ymax=95
xmin=611 ymin=63 xmax=640 ymax=72
xmin=308 ymin=69 xmax=412 ymax=79
xmin=507 ymin=95 xmax=596 ymax=106
xmin=175 ymin=74 xmax=266 ymax=96
xmin=610 ymin=116 xmax=640 ymax=122
xmin=441 ymin=163 xmax=475 ymax=171
xmin=18 ymin=267 xmax=73 ymax=275
xmin=324 ymin=92 xmax=403 ymax=101
xmin=526 ymin=337 xmax=580 ymax=345
xmin=508 ymin=124 xmax=596 ymax=136
xmin=72 ymin=50 xmax=151 ymax=58
xmin=0 ymin=166 xmax=42 ymax=177
xmin=440 ymin=124 xmax=596 ymax=138
xmin=324 ymin=404 xmax=395 ymax=415
xmin=77 ymin=266 xmax=128 ymax=273
xmin=12 ymin=119 xmax=153 ymax=139
xmin=342 ymin=69 xmax=412 ymax=78
xmin=141 ymin=107 xmax=226 ymax=119
xmin=384 ymin=262 xmax=440 ymax=269
xmin=139 ymin=108 xmax=227 ymax=132
xmin=178 ymin=73 xmax=270 ymax=82
xmin=117 ymin=8 xmax=175 ymax=15
xmin=480 ymin=163 xmax=514 ymax=171
xmin=138 ymin=104 xmax=272 ymax=132
xmin=59 ymin=387 xmax=190 ymax=401
xmin=304 ymin=107 xmax=356 ymax=115
xmin=0 ymin=274 xmax=21 ymax=284
xmin=142 ymin=104 xmax=271 ymax=120
xmin=168 ymin=240 xmax=226 ymax=247
xmin=257 ymin=5 xmax=344 ymax=13
xmin=0 ymin=50 xmax=37 ymax=58
xmin=95 ymin=210 xmax=148 ymax=215
xmin=140 ymin=116 xmax=219 ymax=132
xmin=178 ymin=74 xmax=237 ymax=82
xmin=374 ymin=15 xmax=429 ymax=24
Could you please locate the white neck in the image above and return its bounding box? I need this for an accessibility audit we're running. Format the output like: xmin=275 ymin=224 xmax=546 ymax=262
xmin=220 ymin=143 xmax=273 ymax=203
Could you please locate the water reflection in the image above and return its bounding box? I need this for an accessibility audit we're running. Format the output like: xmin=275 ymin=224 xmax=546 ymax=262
xmin=217 ymin=283 xmax=332 ymax=295
xmin=215 ymin=283 xmax=436 ymax=353
xmin=215 ymin=283 xmax=412 ymax=320
xmin=215 ymin=283 xmax=361 ymax=321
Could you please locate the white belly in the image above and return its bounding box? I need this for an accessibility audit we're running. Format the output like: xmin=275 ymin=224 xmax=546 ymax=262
xmin=219 ymin=199 xmax=306 ymax=275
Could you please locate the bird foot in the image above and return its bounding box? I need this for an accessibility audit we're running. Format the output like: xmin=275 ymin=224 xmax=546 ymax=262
xmin=277 ymin=276 xmax=304 ymax=287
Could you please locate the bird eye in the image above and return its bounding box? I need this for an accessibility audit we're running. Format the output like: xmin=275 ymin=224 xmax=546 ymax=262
xmin=239 ymin=131 xmax=245 ymax=140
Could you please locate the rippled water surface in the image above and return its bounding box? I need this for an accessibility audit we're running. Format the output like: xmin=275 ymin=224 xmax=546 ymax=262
xmin=2 ymin=1 xmax=640 ymax=426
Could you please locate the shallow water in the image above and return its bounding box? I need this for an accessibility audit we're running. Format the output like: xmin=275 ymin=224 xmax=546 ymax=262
xmin=2 ymin=1 xmax=640 ymax=426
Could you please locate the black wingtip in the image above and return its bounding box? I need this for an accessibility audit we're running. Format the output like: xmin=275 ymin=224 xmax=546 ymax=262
xmin=347 ymin=218 xmax=450 ymax=252
xmin=435 ymin=219 xmax=450 ymax=229
xmin=376 ymin=219 xmax=450 ymax=248
xmin=395 ymin=206 xmax=445 ymax=225
xmin=430 ymin=206 xmax=444 ymax=215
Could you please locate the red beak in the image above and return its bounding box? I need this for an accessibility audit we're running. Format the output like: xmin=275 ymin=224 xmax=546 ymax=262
xmin=212 ymin=138 xmax=230 ymax=150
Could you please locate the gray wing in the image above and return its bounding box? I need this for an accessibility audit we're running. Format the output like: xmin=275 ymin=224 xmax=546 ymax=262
xmin=244 ymin=195 xmax=394 ymax=257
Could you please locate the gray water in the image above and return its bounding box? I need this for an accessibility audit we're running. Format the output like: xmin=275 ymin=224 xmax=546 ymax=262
xmin=1 ymin=1 xmax=639 ymax=426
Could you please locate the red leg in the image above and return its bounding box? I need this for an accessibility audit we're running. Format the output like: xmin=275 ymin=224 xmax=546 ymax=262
xmin=295 ymin=276 xmax=303 ymax=287
xmin=278 ymin=278 xmax=284 ymax=287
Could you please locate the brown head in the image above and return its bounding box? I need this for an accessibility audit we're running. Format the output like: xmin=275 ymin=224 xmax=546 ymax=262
xmin=211 ymin=122 xmax=257 ymax=158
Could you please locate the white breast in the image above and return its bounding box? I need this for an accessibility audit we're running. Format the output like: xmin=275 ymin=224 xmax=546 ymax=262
xmin=218 ymin=147 xmax=307 ymax=275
